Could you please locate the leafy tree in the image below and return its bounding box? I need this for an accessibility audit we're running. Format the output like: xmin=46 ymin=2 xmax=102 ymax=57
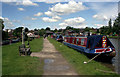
xmin=25 ymin=27 xmax=29 ymax=32
xmin=46 ymin=27 xmax=50 ymax=31
xmin=84 ymin=27 xmax=91 ymax=32
xmin=108 ymin=18 xmax=112 ymax=34
xmin=2 ymin=31 xmax=9 ymax=40
xmin=100 ymin=26 xmax=109 ymax=35
xmin=34 ymin=28 xmax=38 ymax=31
xmin=113 ymin=13 xmax=120 ymax=35
xmin=0 ymin=19 xmax=4 ymax=30
xmin=109 ymin=19 xmax=112 ymax=29
xmin=73 ymin=28 xmax=79 ymax=33
xmin=0 ymin=19 xmax=9 ymax=40
xmin=13 ymin=27 xmax=23 ymax=38
xmin=39 ymin=28 xmax=45 ymax=36
xmin=54 ymin=28 xmax=57 ymax=33
xmin=66 ymin=26 xmax=73 ymax=30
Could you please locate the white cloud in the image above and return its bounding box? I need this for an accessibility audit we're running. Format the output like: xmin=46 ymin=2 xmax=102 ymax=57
xmin=0 ymin=16 xmax=4 ymax=20
xmin=18 ymin=8 xmax=25 ymax=11
xmin=59 ymin=22 xmax=68 ymax=27
xmin=93 ymin=14 xmax=108 ymax=21
xmin=34 ymin=12 xmax=43 ymax=16
xmin=4 ymin=18 xmax=15 ymax=28
xmin=49 ymin=1 xmax=88 ymax=15
xmin=64 ymin=17 xmax=85 ymax=24
xmin=44 ymin=11 xmax=54 ymax=17
xmin=94 ymin=24 xmax=105 ymax=28
xmin=42 ymin=17 xmax=58 ymax=22
xmin=52 ymin=16 xmax=61 ymax=20
xmin=33 ymin=0 xmax=65 ymax=3
xmin=16 ymin=0 xmax=38 ymax=6
xmin=31 ymin=18 xmax=37 ymax=20
xmin=42 ymin=15 xmax=61 ymax=22
xmin=91 ymin=3 xmax=118 ymax=21
xmin=24 ymin=16 xmax=37 ymax=20
xmin=59 ymin=17 xmax=86 ymax=28
xmin=0 ymin=0 xmax=119 ymax=2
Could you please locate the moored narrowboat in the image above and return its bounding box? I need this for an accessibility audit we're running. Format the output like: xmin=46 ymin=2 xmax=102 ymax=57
xmin=63 ymin=35 xmax=116 ymax=57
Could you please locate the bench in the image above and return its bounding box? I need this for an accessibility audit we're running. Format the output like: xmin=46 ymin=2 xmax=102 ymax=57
xmin=19 ymin=44 xmax=31 ymax=56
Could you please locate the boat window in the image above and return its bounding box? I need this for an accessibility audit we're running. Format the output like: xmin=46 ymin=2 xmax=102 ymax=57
xmin=73 ymin=38 xmax=75 ymax=43
xmin=81 ymin=39 xmax=84 ymax=45
xmin=76 ymin=38 xmax=79 ymax=44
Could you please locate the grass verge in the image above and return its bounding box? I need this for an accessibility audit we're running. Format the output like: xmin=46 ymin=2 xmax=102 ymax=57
xmin=29 ymin=38 xmax=43 ymax=52
xmin=2 ymin=38 xmax=44 ymax=75
xmin=48 ymin=37 xmax=117 ymax=75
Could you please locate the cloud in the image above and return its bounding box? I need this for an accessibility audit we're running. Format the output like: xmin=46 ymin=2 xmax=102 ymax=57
xmin=34 ymin=12 xmax=43 ymax=16
xmin=59 ymin=17 xmax=86 ymax=28
xmin=0 ymin=0 xmax=119 ymax=2
xmin=49 ymin=1 xmax=88 ymax=15
xmin=4 ymin=18 xmax=15 ymax=28
xmin=42 ymin=17 xmax=58 ymax=22
xmin=18 ymin=8 xmax=25 ymax=11
xmin=42 ymin=15 xmax=61 ymax=22
xmin=32 ymin=0 xmax=65 ymax=3
xmin=52 ymin=16 xmax=61 ymax=20
xmin=90 ymin=3 xmax=118 ymax=21
xmin=0 ymin=16 xmax=4 ymax=20
xmin=44 ymin=11 xmax=54 ymax=17
xmin=93 ymin=14 xmax=108 ymax=21
xmin=24 ymin=16 xmax=37 ymax=20
xmin=94 ymin=24 xmax=105 ymax=28
xmin=16 ymin=0 xmax=38 ymax=6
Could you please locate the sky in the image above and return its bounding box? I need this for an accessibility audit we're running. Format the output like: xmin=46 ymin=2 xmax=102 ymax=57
xmin=0 ymin=0 xmax=119 ymax=30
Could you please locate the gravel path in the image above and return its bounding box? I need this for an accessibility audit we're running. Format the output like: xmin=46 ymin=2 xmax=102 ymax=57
xmin=31 ymin=38 xmax=78 ymax=75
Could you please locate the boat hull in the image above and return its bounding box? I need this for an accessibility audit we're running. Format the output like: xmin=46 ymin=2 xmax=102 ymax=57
xmin=63 ymin=42 xmax=115 ymax=57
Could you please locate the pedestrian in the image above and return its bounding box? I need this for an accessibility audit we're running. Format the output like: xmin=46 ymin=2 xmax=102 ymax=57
xmin=43 ymin=34 xmax=46 ymax=39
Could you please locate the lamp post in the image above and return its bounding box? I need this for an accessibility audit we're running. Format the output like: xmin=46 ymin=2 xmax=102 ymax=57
xmin=22 ymin=27 xmax=25 ymax=45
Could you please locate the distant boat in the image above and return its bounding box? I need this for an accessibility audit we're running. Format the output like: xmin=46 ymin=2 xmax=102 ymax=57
xmin=63 ymin=35 xmax=116 ymax=58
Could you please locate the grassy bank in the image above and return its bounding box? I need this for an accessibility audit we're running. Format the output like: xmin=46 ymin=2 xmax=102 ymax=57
xmin=29 ymin=38 xmax=43 ymax=52
xmin=48 ymin=37 xmax=117 ymax=75
xmin=2 ymin=38 xmax=44 ymax=75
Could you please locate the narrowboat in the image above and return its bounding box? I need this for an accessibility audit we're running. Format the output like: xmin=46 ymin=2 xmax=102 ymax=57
xmin=56 ymin=35 xmax=64 ymax=42
xmin=63 ymin=35 xmax=116 ymax=57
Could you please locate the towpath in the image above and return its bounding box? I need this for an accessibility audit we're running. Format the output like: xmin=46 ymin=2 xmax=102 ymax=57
xmin=31 ymin=38 xmax=78 ymax=75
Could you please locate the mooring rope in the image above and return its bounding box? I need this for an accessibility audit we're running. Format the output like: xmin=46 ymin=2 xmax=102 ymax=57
xmin=84 ymin=46 xmax=110 ymax=64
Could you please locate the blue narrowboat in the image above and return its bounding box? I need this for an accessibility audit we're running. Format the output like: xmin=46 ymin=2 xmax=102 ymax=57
xmin=63 ymin=35 xmax=116 ymax=57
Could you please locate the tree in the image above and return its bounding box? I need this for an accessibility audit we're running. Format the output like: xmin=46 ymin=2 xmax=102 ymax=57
xmin=113 ymin=13 xmax=120 ymax=35
xmin=13 ymin=27 xmax=23 ymax=38
xmin=66 ymin=26 xmax=73 ymax=30
xmin=46 ymin=27 xmax=50 ymax=31
xmin=34 ymin=28 xmax=38 ymax=31
xmin=109 ymin=19 xmax=112 ymax=29
xmin=84 ymin=27 xmax=91 ymax=32
xmin=39 ymin=28 xmax=45 ymax=36
xmin=25 ymin=27 xmax=29 ymax=32
xmin=2 ymin=31 xmax=9 ymax=40
xmin=108 ymin=18 xmax=112 ymax=34
xmin=0 ymin=19 xmax=4 ymax=30
xmin=54 ymin=28 xmax=57 ymax=33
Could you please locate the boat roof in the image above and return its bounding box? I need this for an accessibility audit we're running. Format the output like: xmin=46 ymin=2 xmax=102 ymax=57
xmin=86 ymin=35 xmax=114 ymax=49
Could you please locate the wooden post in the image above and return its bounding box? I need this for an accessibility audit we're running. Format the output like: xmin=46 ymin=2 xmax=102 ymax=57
xmin=22 ymin=27 xmax=24 ymax=45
